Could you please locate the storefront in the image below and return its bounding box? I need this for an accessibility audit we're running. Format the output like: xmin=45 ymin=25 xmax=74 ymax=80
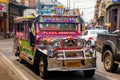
xmin=9 ymin=1 xmax=29 ymax=33
xmin=0 ymin=0 xmax=29 ymax=38
xmin=0 ymin=3 xmax=8 ymax=38
xmin=107 ymin=4 xmax=120 ymax=33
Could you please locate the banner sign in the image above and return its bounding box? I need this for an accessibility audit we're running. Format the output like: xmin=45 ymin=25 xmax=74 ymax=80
xmin=0 ymin=0 xmax=8 ymax=4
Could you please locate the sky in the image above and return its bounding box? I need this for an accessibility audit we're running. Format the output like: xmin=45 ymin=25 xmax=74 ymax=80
xmin=58 ymin=0 xmax=96 ymax=22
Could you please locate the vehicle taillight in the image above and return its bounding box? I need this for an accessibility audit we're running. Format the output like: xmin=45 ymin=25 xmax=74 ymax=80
xmin=89 ymin=37 xmax=94 ymax=40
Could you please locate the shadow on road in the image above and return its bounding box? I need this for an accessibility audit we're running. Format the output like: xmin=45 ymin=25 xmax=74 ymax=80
xmin=114 ymin=68 xmax=120 ymax=74
xmin=43 ymin=71 xmax=94 ymax=80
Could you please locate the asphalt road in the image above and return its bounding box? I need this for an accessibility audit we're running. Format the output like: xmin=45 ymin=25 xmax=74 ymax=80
xmin=0 ymin=38 xmax=119 ymax=80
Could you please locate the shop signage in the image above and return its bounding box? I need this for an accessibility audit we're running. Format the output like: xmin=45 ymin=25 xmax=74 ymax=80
xmin=0 ymin=3 xmax=7 ymax=12
xmin=0 ymin=0 xmax=8 ymax=4
xmin=112 ymin=0 xmax=120 ymax=2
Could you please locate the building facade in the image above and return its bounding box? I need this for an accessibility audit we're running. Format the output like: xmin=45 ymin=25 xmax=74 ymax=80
xmin=24 ymin=0 xmax=36 ymax=16
xmin=106 ymin=2 xmax=120 ymax=32
xmin=36 ymin=0 xmax=63 ymax=14
xmin=0 ymin=0 xmax=36 ymax=38
xmin=95 ymin=0 xmax=120 ymax=33
xmin=9 ymin=0 xmax=28 ymax=34
xmin=0 ymin=0 xmax=8 ymax=38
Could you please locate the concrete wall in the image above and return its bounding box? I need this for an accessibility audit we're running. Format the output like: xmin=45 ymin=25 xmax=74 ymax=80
xmin=24 ymin=9 xmax=36 ymax=16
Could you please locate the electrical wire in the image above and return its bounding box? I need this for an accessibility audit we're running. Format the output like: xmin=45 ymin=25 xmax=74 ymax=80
xmin=78 ymin=7 xmax=95 ymax=9
xmin=73 ymin=0 xmax=97 ymax=3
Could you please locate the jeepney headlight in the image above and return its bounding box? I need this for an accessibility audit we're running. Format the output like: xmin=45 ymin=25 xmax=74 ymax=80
xmin=77 ymin=39 xmax=86 ymax=47
xmin=52 ymin=40 xmax=61 ymax=48
xmin=86 ymin=40 xmax=92 ymax=46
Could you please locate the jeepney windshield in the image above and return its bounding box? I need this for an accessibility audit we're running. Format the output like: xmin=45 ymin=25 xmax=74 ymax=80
xmin=39 ymin=23 xmax=78 ymax=31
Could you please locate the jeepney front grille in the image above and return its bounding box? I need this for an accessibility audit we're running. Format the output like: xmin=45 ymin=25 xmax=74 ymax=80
xmin=56 ymin=50 xmax=84 ymax=59
xmin=65 ymin=51 xmax=84 ymax=58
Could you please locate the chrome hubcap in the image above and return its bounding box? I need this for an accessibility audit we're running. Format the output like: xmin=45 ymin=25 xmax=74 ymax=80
xmin=105 ymin=53 xmax=112 ymax=69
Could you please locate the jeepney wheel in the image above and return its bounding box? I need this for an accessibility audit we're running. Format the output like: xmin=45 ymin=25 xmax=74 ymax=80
xmin=103 ymin=50 xmax=118 ymax=72
xmin=15 ymin=47 xmax=19 ymax=56
xmin=19 ymin=54 xmax=25 ymax=63
xmin=39 ymin=56 xmax=48 ymax=79
xmin=18 ymin=48 xmax=25 ymax=63
xmin=83 ymin=69 xmax=95 ymax=77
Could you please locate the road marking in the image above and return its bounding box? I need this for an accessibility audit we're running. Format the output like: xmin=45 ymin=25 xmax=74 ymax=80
xmin=96 ymin=72 xmax=117 ymax=80
xmin=0 ymin=52 xmax=29 ymax=80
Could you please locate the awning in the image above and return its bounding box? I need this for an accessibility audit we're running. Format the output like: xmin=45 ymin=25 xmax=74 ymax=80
xmin=9 ymin=1 xmax=29 ymax=9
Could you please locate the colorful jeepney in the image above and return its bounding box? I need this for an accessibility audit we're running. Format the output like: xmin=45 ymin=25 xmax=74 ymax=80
xmin=13 ymin=14 xmax=96 ymax=79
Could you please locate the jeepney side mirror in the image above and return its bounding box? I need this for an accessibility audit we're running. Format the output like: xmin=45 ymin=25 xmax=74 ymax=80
xmin=86 ymin=40 xmax=91 ymax=46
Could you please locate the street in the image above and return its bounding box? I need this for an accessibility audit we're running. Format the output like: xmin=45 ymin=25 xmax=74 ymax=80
xmin=1 ymin=0 xmax=120 ymax=80
xmin=0 ymin=38 xmax=120 ymax=80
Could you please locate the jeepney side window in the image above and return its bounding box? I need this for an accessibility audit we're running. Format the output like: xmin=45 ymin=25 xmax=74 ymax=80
xmin=21 ymin=23 xmax=24 ymax=32
xmin=16 ymin=23 xmax=22 ymax=32
xmin=15 ymin=23 xmax=18 ymax=35
xmin=24 ymin=22 xmax=29 ymax=39
xmin=16 ymin=23 xmax=20 ymax=32
xmin=17 ymin=23 xmax=24 ymax=32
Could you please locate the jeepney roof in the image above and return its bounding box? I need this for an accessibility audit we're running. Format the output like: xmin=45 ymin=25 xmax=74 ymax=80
xmin=37 ymin=14 xmax=80 ymax=23
xmin=38 ymin=14 xmax=79 ymax=17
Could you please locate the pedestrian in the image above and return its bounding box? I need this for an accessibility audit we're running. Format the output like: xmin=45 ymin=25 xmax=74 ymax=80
xmin=114 ymin=22 xmax=117 ymax=31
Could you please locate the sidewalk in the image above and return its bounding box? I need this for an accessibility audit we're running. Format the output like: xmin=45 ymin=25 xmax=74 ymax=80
xmin=0 ymin=38 xmax=18 ymax=80
xmin=0 ymin=54 xmax=16 ymax=80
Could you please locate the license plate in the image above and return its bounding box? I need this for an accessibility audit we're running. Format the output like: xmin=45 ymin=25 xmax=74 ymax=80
xmin=67 ymin=62 xmax=80 ymax=67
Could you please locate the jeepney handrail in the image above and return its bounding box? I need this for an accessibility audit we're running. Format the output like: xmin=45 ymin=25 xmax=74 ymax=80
xmin=56 ymin=57 xmax=96 ymax=60
xmin=63 ymin=50 xmax=66 ymax=58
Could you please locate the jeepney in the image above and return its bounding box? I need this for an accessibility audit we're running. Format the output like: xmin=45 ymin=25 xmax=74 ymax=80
xmin=13 ymin=12 xmax=96 ymax=79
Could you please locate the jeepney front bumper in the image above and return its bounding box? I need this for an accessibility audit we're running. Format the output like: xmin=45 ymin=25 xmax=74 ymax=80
xmin=47 ymin=49 xmax=96 ymax=71
xmin=48 ymin=58 xmax=96 ymax=71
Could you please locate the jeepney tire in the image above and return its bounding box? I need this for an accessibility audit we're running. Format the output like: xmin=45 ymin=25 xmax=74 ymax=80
xmin=18 ymin=49 xmax=25 ymax=63
xmin=15 ymin=47 xmax=20 ymax=56
xmin=103 ymin=50 xmax=118 ymax=72
xmin=83 ymin=69 xmax=95 ymax=78
xmin=19 ymin=55 xmax=25 ymax=63
xmin=39 ymin=56 xmax=48 ymax=79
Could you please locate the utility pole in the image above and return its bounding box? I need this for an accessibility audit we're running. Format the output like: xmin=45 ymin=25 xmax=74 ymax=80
xmin=36 ymin=0 xmax=39 ymax=14
xmin=37 ymin=0 xmax=41 ymax=14
xmin=67 ymin=0 xmax=70 ymax=10
xmin=39 ymin=0 xmax=40 ymax=14
xmin=67 ymin=0 xmax=68 ymax=9
xmin=69 ymin=0 xmax=70 ymax=9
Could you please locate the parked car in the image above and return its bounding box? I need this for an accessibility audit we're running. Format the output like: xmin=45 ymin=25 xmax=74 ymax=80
xmin=81 ymin=29 xmax=108 ymax=45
